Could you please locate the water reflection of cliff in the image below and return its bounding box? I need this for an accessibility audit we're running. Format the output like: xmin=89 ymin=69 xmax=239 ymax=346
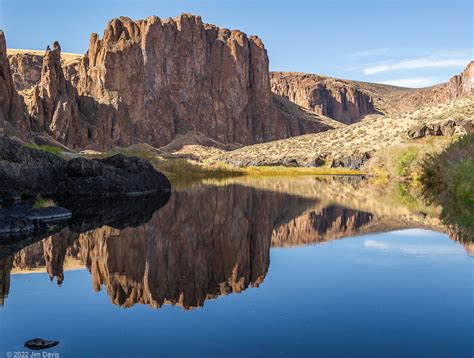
xmin=1 ymin=179 xmax=468 ymax=309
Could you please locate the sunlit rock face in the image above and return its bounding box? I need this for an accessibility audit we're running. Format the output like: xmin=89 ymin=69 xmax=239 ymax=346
xmin=4 ymin=15 xmax=329 ymax=150
xmin=72 ymin=14 xmax=323 ymax=149
xmin=0 ymin=31 xmax=27 ymax=136
xmin=406 ymin=61 xmax=474 ymax=105
xmin=27 ymin=42 xmax=86 ymax=147
xmin=270 ymin=72 xmax=379 ymax=124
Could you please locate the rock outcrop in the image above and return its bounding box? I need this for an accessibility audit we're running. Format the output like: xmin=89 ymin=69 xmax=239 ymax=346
xmin=73 ymin=15 xmax=319 ymax=148
xmin=4 ymin=16 xmax=332 ymax=150
xmin=0 ymin=31 xmax=27 ymax=136
xmin=407 ymin=119 xmax=474 ymax=139
xmin=446 ymin=61 xmax=474 ymax=98
xmin=405 ymin=61 xmax=474 ymax=106
xmin=270 ymin=72 xmax=380 ymax=124
xmin=0 ymin=137 xmax=171 ymax=197
xmin=8 ymin=52 xmax=43 ymax=91
xmin=27 ymin=42 xmax=86 ymax=147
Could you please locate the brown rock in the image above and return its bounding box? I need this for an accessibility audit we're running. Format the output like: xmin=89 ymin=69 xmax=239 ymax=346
xmin=74 ymin=15 xmax=322 ymax=149
xmin=27 ymin=42 xmax=86 ymax=147
xmin=270 ymin=72 xmax=380 ymax=124
xmin=7 ymin=52 xmax=43 ymax=91
xmin=410 ymin=61 xmax=474 ymax=105
xmin=407 ymin=119 xmax=473 ymax=139
xmin=0 ymin=31 xmax=27 ymax=136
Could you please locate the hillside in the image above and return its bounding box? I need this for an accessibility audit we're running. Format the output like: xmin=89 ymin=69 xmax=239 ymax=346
xmin=212 ymin=96 xmax=474 ymax=168
xmin=270 ymin=63 xmax=473 ymax=122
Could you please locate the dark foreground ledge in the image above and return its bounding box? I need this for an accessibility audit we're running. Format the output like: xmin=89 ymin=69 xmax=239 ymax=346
xmin=0 ymin=137 xmax=171 ymax=198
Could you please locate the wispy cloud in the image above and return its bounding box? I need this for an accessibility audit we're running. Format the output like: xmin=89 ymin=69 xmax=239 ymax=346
xmin=363 ymin=57 xmax=470 ymax=75
xmin=364 ymin=239 xmax=461 ymax=256
xmin=378 ymin=77 xmax=438 ymax=88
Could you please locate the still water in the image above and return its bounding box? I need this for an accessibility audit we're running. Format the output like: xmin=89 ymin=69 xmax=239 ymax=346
xmin=0 ymin=177 xmax=472 ymax=357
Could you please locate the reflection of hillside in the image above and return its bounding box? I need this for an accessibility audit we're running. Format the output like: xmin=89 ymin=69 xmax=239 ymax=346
xmin=2 ymin=179 xmax=469 ymax=309
xmin=272 ymin=206 xmax=374 ymax=247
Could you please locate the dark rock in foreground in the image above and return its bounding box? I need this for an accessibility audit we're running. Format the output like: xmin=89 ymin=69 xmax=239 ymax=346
xmin=0 ymin=137 xmax=171 ymax=197
xmin=24 ymin=338 xmax=59 ymax=350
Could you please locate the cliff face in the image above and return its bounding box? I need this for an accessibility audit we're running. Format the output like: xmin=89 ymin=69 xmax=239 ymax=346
xmin=8 ymin=52 xmax=43 ymax=91
xmin=447 ymin=61 xmax=473 ymax=98
xmin=27 ymin=42 xmax=86 ymax=146
xmin=270 ymin=72 xmax=380 ymax=124
xmin=74 ymin=14 xmax=301 ymax=148
xmin=4 ymin=16 xmax=331 ymax=149
xmin=412 ymin=61 xmax=474 ymax=104
xmin=0 ymin=31 xmax=27 ymax=136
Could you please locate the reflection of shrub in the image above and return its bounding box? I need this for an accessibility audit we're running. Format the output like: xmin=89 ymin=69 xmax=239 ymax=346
xmin=421 ymin=134 xmax=474 ymax=241
xmin=24 ymin=144 xmax=63 ymax=157
xmin=452 ymin=159 xmax=474 ymax=205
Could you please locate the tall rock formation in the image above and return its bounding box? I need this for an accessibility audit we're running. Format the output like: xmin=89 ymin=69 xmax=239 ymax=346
xmin=0 ymin=30 xmax=27 ymax=136
xmin=73 ymin=14 xmax=317 ymax=149
xmin=270 ymin=72 xmax=380 ymax=124
xmin=28 ymin=42 xmax=86 ymax=147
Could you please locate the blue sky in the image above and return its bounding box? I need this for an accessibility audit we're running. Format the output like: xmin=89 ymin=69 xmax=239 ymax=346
xmin=0 ymin=0 xmax=472 ymax=87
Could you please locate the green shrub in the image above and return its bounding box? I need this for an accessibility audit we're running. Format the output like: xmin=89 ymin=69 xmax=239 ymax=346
xmin=25 ymin=143 xmax=63 ymax=156
xmin=394 ymin=147 xmax=419 ymax=176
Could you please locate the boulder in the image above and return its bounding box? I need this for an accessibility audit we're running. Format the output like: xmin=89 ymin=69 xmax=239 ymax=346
xmin=331 ymin=151 xmax=371 ymax=169
xmin=407 ymin=119 xmax=474 ymax=139
xmin=0 ymin=137 xmax=171 ymax=197
xmin=58 ymin=155 xmax=171 ymax=197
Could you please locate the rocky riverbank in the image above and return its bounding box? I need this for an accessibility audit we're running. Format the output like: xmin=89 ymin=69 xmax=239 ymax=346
xmin=0 ymin=137 xmax=171 ymax=198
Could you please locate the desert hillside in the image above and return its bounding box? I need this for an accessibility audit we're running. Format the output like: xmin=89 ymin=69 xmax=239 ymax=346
xmin=211 ymin=95 xmax=474 ymax=168
xmin=270 ymin=62 xmax=473 ymax=122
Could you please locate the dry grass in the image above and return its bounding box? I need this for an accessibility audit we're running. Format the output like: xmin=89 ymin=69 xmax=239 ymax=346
xmin=7 ymin=49 xmax=82 ymax=65
xmin=213 ymin=96 xmax=474 ymax=167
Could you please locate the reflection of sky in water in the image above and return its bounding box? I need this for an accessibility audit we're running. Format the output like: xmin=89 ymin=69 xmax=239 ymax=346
xmin=364 ymin=229 xmax=464 ymax=256
xmin=0 ymin=228 xmax=472 ymax=357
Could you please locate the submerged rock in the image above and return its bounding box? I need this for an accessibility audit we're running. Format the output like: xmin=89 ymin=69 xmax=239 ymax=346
xmin=24 ymin=338 xmax=59 ymax=350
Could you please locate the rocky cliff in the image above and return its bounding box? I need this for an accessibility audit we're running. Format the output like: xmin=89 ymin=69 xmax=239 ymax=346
xmin=27 ymin=42 xmax=86 ymax=146
xmin=271 ymin=62 xmax=474 ymax=124
xmin=3 ymin=16 xmax=333 ymax=150
xmin=270 ymin=72 xmax=380 ymax=124
xmin=8 ymin=51 xmax=43 ymax=91
xmin=412 ymin=61 xmax=474 ymax=105
xmin=73 ymin=14 xmax=329 ymax=148
xmin=0 ymin=31 xmax=27 ymax=136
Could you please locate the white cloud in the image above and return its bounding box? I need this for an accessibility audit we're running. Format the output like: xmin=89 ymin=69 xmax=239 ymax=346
xmin=363 ymin=239 xmax=461 ymax=256
xmin=363 ymin=57 xmax=470 ymax=75
xmin=378 ymin=77 xmax=438 ymax=88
